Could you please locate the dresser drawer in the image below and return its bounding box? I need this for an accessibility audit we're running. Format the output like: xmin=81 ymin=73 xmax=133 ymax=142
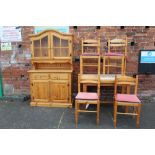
xmin=31 ymin=73 xmax=49 ymax=80
xmin=50 ymin=73 xmax=69 ymax=80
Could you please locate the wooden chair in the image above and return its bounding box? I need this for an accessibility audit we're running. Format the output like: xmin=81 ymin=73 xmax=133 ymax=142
xmin=103 ymin=37 xmax=128 ymax=75
xmin=114 ymin=75 xmax=142 ymax=128
xmin=75 ymin=55 xmax=100 ymax=127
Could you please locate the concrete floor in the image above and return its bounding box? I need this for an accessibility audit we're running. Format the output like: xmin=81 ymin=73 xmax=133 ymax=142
xmin=0 ymin=99 xmax=155 ymax=129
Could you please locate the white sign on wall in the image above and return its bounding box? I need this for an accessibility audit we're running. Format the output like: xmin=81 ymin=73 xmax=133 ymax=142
xmin=0 ymin=26 xmax=22 ymax=42
xmin=1 ymin=42 xmax=12 ymax=51
xmin=141 ymin=51 xmax=155 ymax=63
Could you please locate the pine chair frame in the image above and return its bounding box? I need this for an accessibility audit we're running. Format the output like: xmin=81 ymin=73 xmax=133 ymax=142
xmin=75 ymin=55 xmax=101 ymax=127
xmin=114 ymin=75 xmax=142 ymax=128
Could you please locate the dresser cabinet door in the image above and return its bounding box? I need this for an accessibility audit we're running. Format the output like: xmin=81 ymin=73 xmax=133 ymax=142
xmin=32 ymin=33 xmax=50 ymax=59
xmin=50 ymin=81 xmax=69 ymax=103
xmin=31 ymin=81 xmax=49 ymax=102
xmin=52 ymin=35 xmax=71 ymax=59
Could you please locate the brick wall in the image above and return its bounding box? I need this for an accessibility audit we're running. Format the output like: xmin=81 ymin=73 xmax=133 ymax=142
xmin=0 ymin=27 xmax=33 ymax=96
xmin=0 ymin=26 xmax=155 ymax=98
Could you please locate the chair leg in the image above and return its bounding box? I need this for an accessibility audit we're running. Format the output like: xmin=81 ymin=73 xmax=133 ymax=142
xmin=108 ymin=58 xmax=110 ymax=74
xmin=125 ymin=106 xmax=129 ymax=113
xmin=114 ymin=101 xmax=117 ymax=128
xmin=136 ymin=106 xmax=141 ymax=128
xmin=83 ymin=84 xmax=87 ymax=92
xmin=124 ymin=57 xmax=126 ymax=75
xmin=96 ymin=100 xmax=100 ymax=125
xmin=75 ymin=100 xmax=78 ymax=128
xmin=132 ymin=106 xmax=136 ymax=119
xmin=103 ymin=57 xmax=105 ymax=74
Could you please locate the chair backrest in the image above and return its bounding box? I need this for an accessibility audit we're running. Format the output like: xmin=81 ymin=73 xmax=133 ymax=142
xmin=114 ymin=75 xmax=138 ymax=96
xmin=82 ymin=38 xmax=100 ymax=54
xmin=108 ymin=37 xmax=127 ymax=55
xmin=78 ymin=56 xmax=101 ymax=96
xmin=80 ymin=55 xmax=101 ymax=74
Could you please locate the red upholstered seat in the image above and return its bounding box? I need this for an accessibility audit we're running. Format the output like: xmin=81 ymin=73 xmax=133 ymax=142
xmin=82 ymin=53 xmax=100 ymax=56
xmin=76 ymin=92 xmax=98 ymax=100
xmin=104 ymin=52 xmax=124 ymax=56
xmin=116 ymin=94 xmax=141 ymax=103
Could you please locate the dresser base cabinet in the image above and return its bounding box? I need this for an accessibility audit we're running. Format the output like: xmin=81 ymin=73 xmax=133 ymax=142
xmin=29 ymin=71 xmax=72 ymax=108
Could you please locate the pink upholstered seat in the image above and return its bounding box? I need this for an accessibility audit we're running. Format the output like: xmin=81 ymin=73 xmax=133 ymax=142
xmin=82 ymin=53 xmax=100 ymax=56
xmin=104 ymin=52 xmax=124 ymax=56
xmin=116 ymin=94 xmax=141 ymax=103
xmin=76 ymin=92 xmax=98 ymax=100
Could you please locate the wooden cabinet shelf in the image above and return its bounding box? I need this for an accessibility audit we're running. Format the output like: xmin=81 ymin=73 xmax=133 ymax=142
xmin=28 ymin=30 xmax=73 ymax=107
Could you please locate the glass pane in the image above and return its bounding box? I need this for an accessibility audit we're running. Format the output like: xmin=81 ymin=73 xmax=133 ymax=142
xmin=34 ymin=48 xmax=41 ymax=57
xmin=34 ymin=40 xmax=40 ymax=48
xmin=53 ymin=36 xmax=60 ymax=47
xmin=41 ymin=48 xmax=48 ymax=57
xmin=61 ymin=39 xmax=68 ymax=47
xmin=41 ymin=36 xmax=48 ymax=47
xmin=53 ymin=48 xmax=61 ymax=57
xmin=61 ymin=48 xmax=69 ymax=57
